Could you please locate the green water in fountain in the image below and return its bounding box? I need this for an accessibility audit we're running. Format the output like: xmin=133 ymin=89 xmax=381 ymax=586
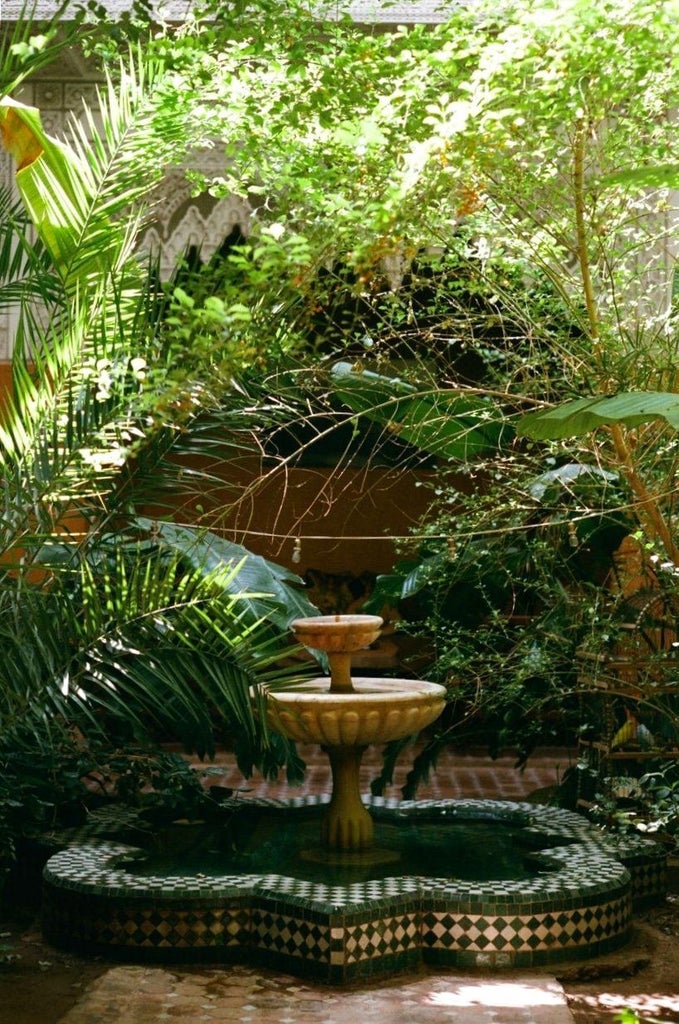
xmin=117 ymin=808 xmax=563 ymax=885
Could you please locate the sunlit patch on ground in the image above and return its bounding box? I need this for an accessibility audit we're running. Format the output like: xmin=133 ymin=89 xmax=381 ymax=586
xmin=427 ymin=980 xmax=567 ymax=1008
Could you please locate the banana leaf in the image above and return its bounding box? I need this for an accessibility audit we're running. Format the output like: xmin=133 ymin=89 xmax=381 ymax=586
xmin=134 ymin=518 xmax=319 ymax=632
xmin=517 ymin=392 xmax=679 ymax=440
xmin=330 ymin=361 xmax=510 ymax=459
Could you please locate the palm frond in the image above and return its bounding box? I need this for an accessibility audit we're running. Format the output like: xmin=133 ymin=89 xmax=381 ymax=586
xmin=0 ymin=1 xmax=83 ymax=97
xmin=0 ymin=184 xmax=63 ymax=312
xmin=1 ymin=50 xmax=196 ymax=294
xmin=0 ymin=50 xmax=220 ymax=540
xmin=0 ymin=536 xmax=311 ymax=771
xmin=0 ymin=29 xmax=314 ymax=787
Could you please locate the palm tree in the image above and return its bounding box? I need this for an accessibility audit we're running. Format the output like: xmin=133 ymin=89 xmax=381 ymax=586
xmin=0 ymin=23 xmax=320 ymax=856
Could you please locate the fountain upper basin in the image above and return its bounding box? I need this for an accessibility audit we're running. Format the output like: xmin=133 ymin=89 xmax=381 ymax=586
xmin=291 ymin=614 xmax=383 ymax=652
xmin=266 ymin=677 xmax=447 ymax=746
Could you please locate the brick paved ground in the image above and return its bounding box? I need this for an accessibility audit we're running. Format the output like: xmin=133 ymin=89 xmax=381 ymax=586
xmin=195 ymin=743 xmax=576 ymax=803
xmin=55 ymin=964 xmax=575 ymax=1024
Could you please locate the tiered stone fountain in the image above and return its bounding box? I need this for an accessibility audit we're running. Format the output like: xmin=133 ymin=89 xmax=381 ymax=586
xmin=41 ymin=615 xmax=666 ymax=981
xmin=266 ymin=614 xmax=446 ymax=855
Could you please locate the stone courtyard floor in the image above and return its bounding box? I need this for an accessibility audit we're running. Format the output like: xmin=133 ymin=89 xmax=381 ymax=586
xmin=1 ymin=745 xmax=678 ymax=1023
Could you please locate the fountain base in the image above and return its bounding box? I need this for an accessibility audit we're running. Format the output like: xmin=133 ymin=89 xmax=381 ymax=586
xmin=299 ymin=845 xmax=401 ymax=868
xmin=42 ymin=796 xmax=666 ymax=982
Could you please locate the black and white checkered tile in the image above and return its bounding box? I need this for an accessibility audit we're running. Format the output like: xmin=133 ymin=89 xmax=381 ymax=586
xmin=41 ymin=797 xmax=666 ymax=980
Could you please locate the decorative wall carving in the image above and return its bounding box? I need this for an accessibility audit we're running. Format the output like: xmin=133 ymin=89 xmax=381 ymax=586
xmin=139 ymin=166 xmax=251 ymax=280
xmin=4 ymin=1 xmax=456 ymax=23
xmin=0 ymin=79 xmax=251 ymax=356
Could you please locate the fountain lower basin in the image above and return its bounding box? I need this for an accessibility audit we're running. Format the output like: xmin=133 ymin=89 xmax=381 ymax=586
xmin=266 ymin=676 xmax=446 ymax=850
xmin=42 ymin=797 xmax=665 ymax=981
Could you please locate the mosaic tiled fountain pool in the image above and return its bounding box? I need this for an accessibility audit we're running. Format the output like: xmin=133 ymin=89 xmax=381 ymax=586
xmin=42 ymin=616 xmax=667 ymax=981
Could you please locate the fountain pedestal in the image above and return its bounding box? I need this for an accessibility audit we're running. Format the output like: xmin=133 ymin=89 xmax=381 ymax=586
xmin=322 ymin=745 xmax=372 ymax=848
xmin=265 ymin=615 xmax=447 ymax=851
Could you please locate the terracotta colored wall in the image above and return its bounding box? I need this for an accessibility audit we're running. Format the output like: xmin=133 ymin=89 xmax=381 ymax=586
xmin=0 ymin=360 xmax=453 ymax=578
xmin=0 ymin=362 xmax=11 ymax=404
xmin=148 ymin=455 xmax=442 ymax=577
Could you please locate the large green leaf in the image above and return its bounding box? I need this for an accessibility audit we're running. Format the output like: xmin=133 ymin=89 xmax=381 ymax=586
xmin=134 ymin=518 xmax=319 ymax=631
xmin=600 ymin=164 xmax=679 ymax=189
xmin=517 ymin=393 xmax=679 ymax=440
xmin=330 ymin=361 xmax=511 ymax=459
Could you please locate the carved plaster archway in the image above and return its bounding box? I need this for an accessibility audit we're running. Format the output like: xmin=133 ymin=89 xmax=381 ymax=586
xmin=139 ymin=162 xmax=251 ymax=280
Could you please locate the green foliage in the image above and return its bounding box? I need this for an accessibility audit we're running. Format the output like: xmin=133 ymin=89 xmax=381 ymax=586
xmin=519 ymin=394 xmax=679 ymax=440
xmin=162 ymin=287 xmax=256 ymax=372
xmin=0 ymin=738 xmax=244 ymax=871
xmin=1 ymin=0 xmax=679 ymax=843
xmin=582 ymin=760 xmax=679 ymax=852
xmin=0 ymin=528 xmax=315 ymax=866
xmin=0 ymin=1 xmax=84 ymax=96
xmin=79 ymin=0 xmax=156 ymax=57
xmin=133 ymin=0 xmax=679 ymax=571
xmin=0 ymin=59 xmax=228 ymax=548
xmin=134 ymin=519 xmax=319 ymax=633
xmin=637 ymin=763 xmax=679 ymax=842
xmin=80 ymin=747 xmax=233 ymax=823
xmin=368 ymin=456 xmax=631 ymax=791
xmin=330 ymin=361 xmax=511 ymax=459
xmin=0 ymin=531 xmax=310 ymax=747
xmin=0 ymin=19 xmax=336 ymax=869
xmin=318 ymin=0 xmax=679 ymax=781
